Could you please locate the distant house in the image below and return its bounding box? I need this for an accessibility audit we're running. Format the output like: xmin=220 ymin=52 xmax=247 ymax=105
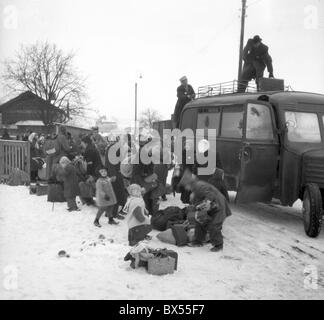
xmin=0 ymin=91 xmax=67 ymax=136
xmin=97 ymin=120 xmax=118 ymax=134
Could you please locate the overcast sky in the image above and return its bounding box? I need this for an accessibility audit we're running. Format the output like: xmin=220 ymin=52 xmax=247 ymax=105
xmin=0 ymin=0 xmax=324 ymax=127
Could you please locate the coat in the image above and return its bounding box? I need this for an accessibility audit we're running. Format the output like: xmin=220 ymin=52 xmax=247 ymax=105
xmin=243 ymin=39 xmax=273 ymax=74
xmin=95 ymin=177 xmax=117 ymax=207
xmin=173 ymin=84 xmax=195 ymax=127
xmin=53 ymin=134 xmax=71 ymax=164
xmin=190 ymin=180 xmax=232 ymax=225
xmin=131 ymin=161 xmax=164 ymax=199
xmin=59 ymin=163 xmax=80 ymax=199
xmin=84 ymin=143 xmax=102 ymax=177
xmin=105 ymin=143 xmax=128 ymax=206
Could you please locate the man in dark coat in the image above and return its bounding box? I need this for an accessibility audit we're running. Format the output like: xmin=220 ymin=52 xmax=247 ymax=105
xmin=179 ymin=169 xmax=232 ymax=252
xmin=81 ymin=135 xmax=102 ymax=178
xmin=238 ymin=35 xmax=274 ymax=93
xmin=105 ymin=139 xmax=128 ymax=218
xmin=173 ymin=76 xmax=196 ymax=128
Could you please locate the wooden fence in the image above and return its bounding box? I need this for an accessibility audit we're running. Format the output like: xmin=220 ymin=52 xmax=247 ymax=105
xmin=0 ymin=140 xmax=30 ymax=181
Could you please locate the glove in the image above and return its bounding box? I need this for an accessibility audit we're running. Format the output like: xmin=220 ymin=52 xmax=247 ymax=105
xmin=269 ymin=73 xmax=274 ymax=78
xmin=104 ymin=195 xmax=110 ymax=201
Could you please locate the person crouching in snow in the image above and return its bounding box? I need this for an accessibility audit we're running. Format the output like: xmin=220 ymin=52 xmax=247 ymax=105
xmin=94 ymin=166 xmax=119 ymax=227
xmin=58 ymin=156 xmax=81 ymax=211
xmin=123 ymin=184 xmax=153 ymax=246
xmin=179 ymin=169 xmax=232 ymax=252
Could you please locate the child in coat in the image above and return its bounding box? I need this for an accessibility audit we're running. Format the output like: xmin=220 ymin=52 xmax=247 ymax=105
xmin=58 ymin=156 xmax=80 ymax=211
xmin=94 ymin=166 xmax=118 ymax=227
xmin=123 ymin=184 xmax=153 ymax=246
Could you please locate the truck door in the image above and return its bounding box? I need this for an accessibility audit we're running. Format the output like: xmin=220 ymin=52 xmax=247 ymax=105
xmin=236 ymin=100 xmax=279 ymax=203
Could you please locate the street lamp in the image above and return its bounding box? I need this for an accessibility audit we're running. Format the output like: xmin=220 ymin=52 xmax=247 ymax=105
xmin=134 ymin=73 xmax=143 ymax=139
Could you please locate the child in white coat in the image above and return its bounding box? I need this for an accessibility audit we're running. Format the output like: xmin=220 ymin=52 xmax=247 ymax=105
xmin=123 ymin=184 xmax=153 ymax=246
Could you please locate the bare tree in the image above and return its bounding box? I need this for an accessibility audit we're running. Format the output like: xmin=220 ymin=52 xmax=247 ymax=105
xmin=2 ymin=41 xmax=88 ymax=123
xmin=139 ymin=108 xmax=162 ymax=129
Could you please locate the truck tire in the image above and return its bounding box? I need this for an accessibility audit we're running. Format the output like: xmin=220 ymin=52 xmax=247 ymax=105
xmin=302 ymin=183 xmax=323 ymax=238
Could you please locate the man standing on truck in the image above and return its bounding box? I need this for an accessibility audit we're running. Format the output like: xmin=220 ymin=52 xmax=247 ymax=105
xmin=238 ymin=35 xmax=274 ymax=93
xmin=173 ymin=76 xmax=196 ymax=128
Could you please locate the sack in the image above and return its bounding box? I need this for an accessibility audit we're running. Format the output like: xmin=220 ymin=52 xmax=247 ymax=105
xmin=47 ymin=183 xmax=65 ymax=203
xmin=7 ymin=168 xmax=30 ymax=186
xmin=120 ymin=154 xmax=136 ymax=178
xmin=148 ymin=256 xmax=175 ymax=276
xmin=151 ymin=206 xmax=185 ymax=231
xmin=156 ymin=229 xmax=176 ymax=245
xmin=171 ymin=224 xmax=189 ymax=246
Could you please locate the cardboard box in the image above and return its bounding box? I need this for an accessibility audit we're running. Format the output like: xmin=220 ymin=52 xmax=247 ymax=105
xmin=259 ymin=78 xmax=284 ymax=92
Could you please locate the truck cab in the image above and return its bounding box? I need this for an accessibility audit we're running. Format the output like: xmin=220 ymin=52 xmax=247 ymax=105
xmin=179 ymin=86 xmax=324 ymax=238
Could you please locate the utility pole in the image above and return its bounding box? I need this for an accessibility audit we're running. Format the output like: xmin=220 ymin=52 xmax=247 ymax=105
xmin=238 ymin=0 xmax=247 ymax=82
xmin=134 ymin=82 xmax=138 ymax=137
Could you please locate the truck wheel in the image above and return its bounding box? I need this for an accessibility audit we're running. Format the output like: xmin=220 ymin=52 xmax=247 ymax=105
xmin=302 ymin=183 xmax=323 ymax=238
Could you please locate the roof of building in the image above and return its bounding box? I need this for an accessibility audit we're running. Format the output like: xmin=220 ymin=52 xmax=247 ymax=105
xmin=0 ymin=91 xmax=65 ymax=114
xmin=15 ymin=120 xmax=45 ymax=126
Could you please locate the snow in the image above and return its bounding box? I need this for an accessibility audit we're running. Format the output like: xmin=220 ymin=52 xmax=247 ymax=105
xmin=0 ymin=185 xmax=323 ymax=300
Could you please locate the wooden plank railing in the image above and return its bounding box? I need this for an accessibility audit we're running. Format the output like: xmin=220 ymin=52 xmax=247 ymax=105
xmin=0 ymin=140 xmax=30 ymax=181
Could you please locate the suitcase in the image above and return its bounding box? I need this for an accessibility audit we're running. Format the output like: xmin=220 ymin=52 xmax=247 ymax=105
xmin=259 ymin=77 xmax=284 ymax=91
xmin=164 ymin=249 xmax=178 ymax=271
xmin=171 ymin=224 xmax=189 ymax=246
xmin=147 ymin=256 xmax=175 ymax=276
xmin=36 ymin=183 xmax=48 ymax=196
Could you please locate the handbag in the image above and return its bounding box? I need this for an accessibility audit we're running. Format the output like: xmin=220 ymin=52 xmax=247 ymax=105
xmin=147 ymin=255 xmax=176 ymax=276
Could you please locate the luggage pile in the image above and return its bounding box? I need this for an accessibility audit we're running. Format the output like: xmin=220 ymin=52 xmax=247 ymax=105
xmin=124 ymin=243 xmax=178 ymax=276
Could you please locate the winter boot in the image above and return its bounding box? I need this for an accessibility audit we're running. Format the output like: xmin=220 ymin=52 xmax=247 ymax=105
xmin=109 ymin=218 xmax=119 ymax=225
xmin=94 ymin=220 xmax=102 ymax=228
xmin=188 ymin=240 xmax=203 ymax=247
xmin=210 ymin=244 xmax=223 ymax=252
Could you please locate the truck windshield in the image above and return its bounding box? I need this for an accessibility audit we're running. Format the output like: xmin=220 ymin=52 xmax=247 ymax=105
xmin=285 ymin=111 xmax=321 ymax=143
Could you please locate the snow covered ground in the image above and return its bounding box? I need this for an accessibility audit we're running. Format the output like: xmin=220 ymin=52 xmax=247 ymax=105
xmin=0 ymin=184 xmax=323 ymax=300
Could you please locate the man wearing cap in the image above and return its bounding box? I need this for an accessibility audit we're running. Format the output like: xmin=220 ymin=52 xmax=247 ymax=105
xmin=238 ymin=35 xmax=274 ymax=93
xmin=173 ymin=76 xmax=196 ymax=128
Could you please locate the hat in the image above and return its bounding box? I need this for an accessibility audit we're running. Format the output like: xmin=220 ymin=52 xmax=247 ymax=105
xmin=127 ymin=184 xmax=145 ymax=197
xmin=91 ymin=126 xmax=99 ymax=131
xmin=179 ymin=76 xmax=188 ymax=82
xmin=252 ymin=35 xmax=262 ymax=43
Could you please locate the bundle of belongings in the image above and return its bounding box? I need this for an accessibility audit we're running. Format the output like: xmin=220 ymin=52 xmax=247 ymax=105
xmin=154 ymin=207 xmax=194 ymax=247
xmin=7 ymin=168 xmax=30 ymax=186
xmin=124 ymin=242 xmax=178 ymax=276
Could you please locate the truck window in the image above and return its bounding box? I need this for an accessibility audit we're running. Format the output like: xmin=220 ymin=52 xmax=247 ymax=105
xmin=285 ymin=111 xmax=321 ymax=143
xmin=246 ymin=103 xmax=274 ymax=140
xmin=197 ymin=110 xmax=220 ymax=137
xmin=220 ymin=106 xmax=243 ymax=138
